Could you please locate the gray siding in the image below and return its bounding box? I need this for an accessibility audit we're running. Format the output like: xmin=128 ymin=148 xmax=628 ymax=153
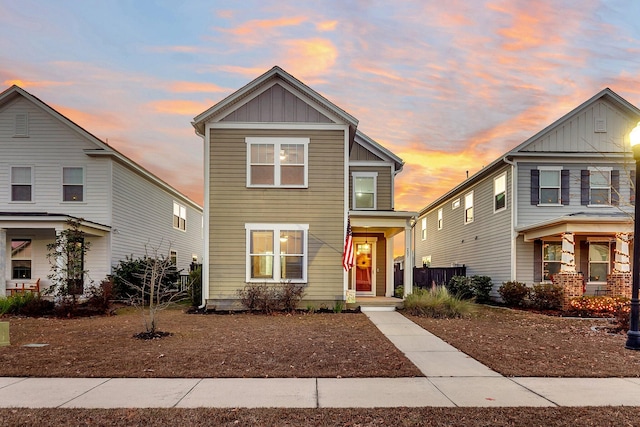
xmin=208 ymin=128 xmax=345 ymax=301
xmin=415 ymin=165 xmax=513 ymax=289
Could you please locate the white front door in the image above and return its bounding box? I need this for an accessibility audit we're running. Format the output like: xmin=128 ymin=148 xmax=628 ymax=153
xmin=352 ymin=238 xmax=376 ymax=296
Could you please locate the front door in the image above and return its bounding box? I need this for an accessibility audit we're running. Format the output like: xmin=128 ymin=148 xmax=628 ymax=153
xmin=353 ymin=238 xmax=376 ymax=296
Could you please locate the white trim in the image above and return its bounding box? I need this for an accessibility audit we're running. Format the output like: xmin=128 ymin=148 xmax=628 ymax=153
xmin=202 ymin=126 xmax=210 ymax=306
xmin=537 ymin=166 xmax=562 ymax=206
xmin=352 ymin=237 xmax=376 ymax=296
xmin=10 ymin=165 xmax=34 ymax=203
xmin=210 ymin=122 xmax=349 ymax=131
xmin=464 ymin=191 xmax=474 ymax=224
xmin=173 ymin=201 xmax=187 ymax=232
xmin=588 ymin=166 xmax=613 ymax=206
xmin=437 ymin=208 xmax=443 ymax=230
xmin=493 ymin=172 xmax=507 ymax=213
xmin=13 ymin=113 xmax=29 ymax=137
xmin=343 ymin=127 xmax=350 ymax=300
xmin=452 ymin=198 xmax=460 ymax=210
xmin=61 ymin=166 xmax=85 ymax=203
xmin=352 ymin=171 xmax=377 ymax=210
xmin=421 ymin=217 xmax=427 ymax=241
xmin=244 ymin=223 xmax=309 ymax=283
xmin=246 ymin=137 xmax=309 ymax=188
xmin=349 ymin=161 xmax=394 ymax=167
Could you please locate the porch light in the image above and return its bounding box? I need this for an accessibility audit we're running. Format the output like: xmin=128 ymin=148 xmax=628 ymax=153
xmin=626 ymin=121 xmax=640 ymax=350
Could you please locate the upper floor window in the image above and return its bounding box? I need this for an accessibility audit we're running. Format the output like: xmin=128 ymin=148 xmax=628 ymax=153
xmin=246 ymin=137 xmax=308 ymax=188
xmin=352 ymin=172 xmax=377 ymax=210
xmin=464 ymin=191 xmax=474 ymax=224
xmin=494 ymin=173 xmax=506 ymax=212
xmin=62 ymin=167 xmax=84 ymax=202
xmin=11 ymin=166 xmax=32 ymax=202
xmin=587 ymin=167 xmax=611 ymax=205
xmin=421 ymin=217 xmax=427 ymax=240
xmin=173 ymin=202 xmax=186 ymax=231
xmin=437 ymin=208 xmax=443 ymax=230
xmin=246 ymin=223 xmax=308 ymax=283
xmin=539 ymin=168 xmax=561 ymax=204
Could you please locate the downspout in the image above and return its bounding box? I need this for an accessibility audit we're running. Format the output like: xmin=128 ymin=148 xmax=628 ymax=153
xmin=502 ymin=156 xmax=517 ymax=281
xmin=194 ymin=125 xmax=209 ymax=310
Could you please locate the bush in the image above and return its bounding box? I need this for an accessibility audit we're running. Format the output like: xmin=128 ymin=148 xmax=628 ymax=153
xmin=568 ymin=296 xmax=629 ymax=316
xmin=237 ymin=281 xmax=306 ymax=313
xmin=189 ymin=266 xmax=202 ymax=307
xmin=111 ymin=255 xmax=180 ymax=301
xmin=530 ymin=283 xmax=563 ymax=310
xmin=394 ymin=285 xmax=404 ymax=298
xmin=471 ymin=275 xmax=493 ymax=304
xmin=446 ymin=276 xmax=474 ymax=300
xmin=0 ymin=293 xmax=54 ymax=316
xmin=404 ymin=286 xmax=476 ymax=318
xmin=85 ymin=279 xmax=113 ymax=313
xmin=498 ymin=281 xmax=530 ymax=307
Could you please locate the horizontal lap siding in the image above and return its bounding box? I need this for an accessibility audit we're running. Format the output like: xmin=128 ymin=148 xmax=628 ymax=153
xmin=209 ymin=129 xmax=344 ymax=300
xmin=349 ymin=166 xmax=393 ymax=210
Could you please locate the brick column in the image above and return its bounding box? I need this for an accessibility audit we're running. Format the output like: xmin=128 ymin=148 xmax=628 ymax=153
xmin=554 ymin=271 xmax=584 ymax=311
xmin=606 ymin=272 xmax=632 ymax=298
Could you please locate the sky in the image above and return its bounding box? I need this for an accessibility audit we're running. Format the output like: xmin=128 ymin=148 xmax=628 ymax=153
xmin=2 ymin=0 xmax=640 ymax=212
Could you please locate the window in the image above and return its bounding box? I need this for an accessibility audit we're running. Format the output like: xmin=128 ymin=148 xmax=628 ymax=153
xmin=14 ymin=113 xmax=28 ymax=137
xmin=62 ymin=167 xmax=84 ymax=201
xmin=539 ymin=168 xmax=561 ymax=204
xmin=173 ymin=202 xmax=186 ymax=231
xmin=421 ymin=255 xmax=431 ymax=267
xmin=353 ymin=172 xmax=377 ymax=209
xmin=452 ymin=198 xmax=460 ymax=210
xmin=437 ymin=208 xmax=443 ymax=230
xmin=589 ymin=242 xmax=610 ymax=282
xmin=170 ymin=250 xmax=177 ymax=266
xmin=247 ymin=137 xmax=308 ymax=187
xmin=542 ymin=241 xmax=561 ymax=281
xmin=11 ymin=239 xmax=32 ymax=280
xmin=589 ymin=168 xmax=611 ymax=205
xmin=11 ymin=166 xmax=32 ymax=202
xmin=421 ymin=217 xmax=427 ymax=240
xmin=464 ymin=192 xmax=474 ymax=224
xmin=246 ymin=224 xmax=308 ymax=282
xmin=494 ymin=173 xmax=506 ymax=212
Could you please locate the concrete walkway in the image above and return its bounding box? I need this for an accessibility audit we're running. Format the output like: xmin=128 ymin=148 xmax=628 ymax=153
xmin=0 ymin=311 xmax=639 ymax=408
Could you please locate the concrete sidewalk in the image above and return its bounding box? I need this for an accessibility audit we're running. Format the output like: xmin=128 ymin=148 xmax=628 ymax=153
xmin=0 ymin=311 xmax=639 ymax=408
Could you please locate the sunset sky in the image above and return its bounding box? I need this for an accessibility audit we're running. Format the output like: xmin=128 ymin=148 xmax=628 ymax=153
xmin=2 ymin=0 xmax=640 ymax=212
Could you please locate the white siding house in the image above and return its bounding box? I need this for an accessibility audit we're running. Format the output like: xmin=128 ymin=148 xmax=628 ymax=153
xmin=414 ymin=88 xmax=640 ymax=296
xmin=0 ymin=85 xmax=203 ymax=296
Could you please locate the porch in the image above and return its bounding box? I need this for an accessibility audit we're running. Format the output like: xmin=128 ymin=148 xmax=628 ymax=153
xmin=346 ymin=296 xmax=404 ymax=311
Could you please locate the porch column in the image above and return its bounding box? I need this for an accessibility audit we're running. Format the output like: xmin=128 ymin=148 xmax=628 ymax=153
xmin=0 ymin=228 xmax=6 ymax=293
xmin=560 ymin=232 xmax=576 ymax=272
xmin=403 ymin=222 xmax=413 ymax=297
xmin=614 ymin=233 xmax=631 ymax=273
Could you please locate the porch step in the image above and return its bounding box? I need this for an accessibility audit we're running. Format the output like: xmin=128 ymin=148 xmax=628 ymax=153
xmin=360 ymin=306 xmax=396 ymax=312
xmin=346 ymin=296 xmax=403 ymax=312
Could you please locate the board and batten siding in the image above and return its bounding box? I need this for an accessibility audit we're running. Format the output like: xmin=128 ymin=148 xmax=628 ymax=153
xmin=208 ymin=128 xmax=345 ymax=301
xmin=0 ymin=97 xmax=110 ymax=224
xmin=415 ymin=165 xmax=513 ymax=290
xmin=348 ymin=165 xmax=393 ymax=211
xmin=110 ymin=161 xmax=203 ymax=273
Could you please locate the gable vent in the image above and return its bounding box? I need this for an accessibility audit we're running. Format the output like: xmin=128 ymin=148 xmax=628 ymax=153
xmin=594 ymin=117 xmax=607 ymax=133
xmin=14 ymin=113 xmax=29 ymax=137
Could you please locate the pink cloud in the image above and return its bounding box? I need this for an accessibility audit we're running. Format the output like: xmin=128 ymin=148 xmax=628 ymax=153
xmin=168 ymin=81 xmax=229 ymax=94
xmin=148 ymin=99 xmax=214 ymax=116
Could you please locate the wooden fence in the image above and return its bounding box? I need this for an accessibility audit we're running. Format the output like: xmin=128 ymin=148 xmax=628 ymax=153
xmin=394 ymin=265 xmax=467 ymax=290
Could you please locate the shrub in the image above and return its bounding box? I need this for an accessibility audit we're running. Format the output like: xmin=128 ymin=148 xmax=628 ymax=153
xmin=530 ymin=283 xmax=563 ymax=310
xmin=614 ymin=303 xmax=632 ymax=331
xmin=85 ymin=279 xmax=113 ymax=313
xmin=498 ymin=281 xmax=530 ymax=307
xmin=404 ymin=286 xmax=476 ymax=318
xmin=189 ymin=266 xmax=202 ymax=307
xmin=446 ymin=276 xmax=474 ymax=300
xmin=471 ymin=275 xmax=493 ymax=304
xmin=568 ymin=296 xmax=629 ymax=317
xmin=19 ymin=296 xmax=55 ymax=316
xmin=237 ymin=281 xmax=307 ymax=313
xmin=0 ymin=293 xmax=54 ymax=316
xmin=394 ymin=285 xmax=404 ymax=298
xmin=111 ymin=255 xmax=180 ymax=301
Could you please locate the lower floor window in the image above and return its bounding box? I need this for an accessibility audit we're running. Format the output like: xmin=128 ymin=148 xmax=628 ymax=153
xmin=11 ymin=239 xmax=32 ymax=280
xmin=589 ymin=242 xmax=609 ymax=282
xmin=246 ymin=223 xmax=308 ymax=282
xmin=542 ymin=241 xmax=561 ymax=281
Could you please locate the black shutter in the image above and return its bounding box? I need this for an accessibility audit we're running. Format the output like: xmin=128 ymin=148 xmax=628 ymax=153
xmin=561 ymin=170 xmax=570 ymax=205
xmin=531 ymin=169 xmax=540 ymax=205
xmin=581 ymin=170 xmax=590 ymax=205
xmin=533 ymin=240 xmax=542 ymax=283
xmin=611 ymin=170 xmax=620 ymax=206
xmin=631 ymin=170 xmax=636 ymax=206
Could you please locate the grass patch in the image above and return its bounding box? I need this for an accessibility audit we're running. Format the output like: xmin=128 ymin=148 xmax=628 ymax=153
xmin=403 ymin=286 xmax=476 ymax=318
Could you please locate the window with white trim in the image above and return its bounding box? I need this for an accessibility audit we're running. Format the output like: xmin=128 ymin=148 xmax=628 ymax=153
xmin=539 ymin=167 xmax=561 ymax=204
xmin=464 ymin=191 xmax=474 ymax=224
xmin=173 ymin=202 xmax=186 ymax=231
xmin=247 ymin=137 xmax=308 ymax=187
xmin=11 ymin=166 xmax=32 ymax=202
xmin=170 ymin=250 xmax=177 ymax=266
xmin=421 ymin=217 xmax=427 ymax=240
xmin=589 ymin=167 xmax=611 ymax=205
xmin=246 ymin=224 xmax=308 ymax=282
xmin=542 ymin=241 xmax=561 ymax=281
xmin=494 ymin=173 xmax=506 ymax=212
xmin=437 ymin=208 xmax=443 ymax=230
xmin=352 ymin=172 xmax=377 ymax=210
xmin=588 ymin=242 xmax=610 ymax=282
xmin=452 ymin=198 xmax=460 ymax=210
xmin=11 ymin=239 xmax=32 ymax=279
xmin=62 ymin=167 xmax=84 ymax=202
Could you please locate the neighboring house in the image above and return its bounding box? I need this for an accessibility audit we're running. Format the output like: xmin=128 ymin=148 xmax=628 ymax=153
xmin=192 ymin=66 xmax=416 ymax=309
xmin=0 ymin=85 xmax=203 ymax=296
xmin=414 ymin=88 xmax=640 ymax=296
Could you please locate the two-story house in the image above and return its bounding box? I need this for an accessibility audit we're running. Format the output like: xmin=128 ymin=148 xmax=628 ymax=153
xmin=192 ymin=66 xmax=416 ymax=310
xmin=0 ymin=85 xmax=203 ymax=296
xmin=414 ymin=88 xmax=640 ymax=297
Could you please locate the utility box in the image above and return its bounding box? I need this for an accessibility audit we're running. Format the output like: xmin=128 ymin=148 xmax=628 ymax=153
xmin=0 ymin=322 xmax=9 ymax=347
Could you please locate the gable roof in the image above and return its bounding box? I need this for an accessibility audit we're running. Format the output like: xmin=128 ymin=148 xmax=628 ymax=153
xmin=192 ymin=66 xmax=358 ymax=138
xmin=354 ymin=130 xmax=404 ymax=173
xmin=418 ymin=88 xmax=640 ymax=216
xmin=0 ymin=85 xmax=202 ymax=211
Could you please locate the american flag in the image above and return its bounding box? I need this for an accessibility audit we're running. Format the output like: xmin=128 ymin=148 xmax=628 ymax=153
xmin=342 ymin=216 xmax=355 ymax=271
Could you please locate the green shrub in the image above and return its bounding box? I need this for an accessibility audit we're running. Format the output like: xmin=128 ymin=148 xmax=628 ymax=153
xmin=0 ymin=293 xmax=54 ymax=316
xmin=446 ymin=276 xmax=474 ymax=300
xmin=404 ymin=286 xmax=476 ymax=318
xmin=498 ymin=281 xmax=530 ymax=307
xmin=189 ymin=266 xmax=202 ymax=307
xmin=394 ymin=285 xmax=404 ymax=298
xmin=111 ymin=255 xmax=180 ymax=301
xmin=471 ymin=275 xmax=493 ymax=304
xmin=530 ymin=283 xmax=563 ymax=310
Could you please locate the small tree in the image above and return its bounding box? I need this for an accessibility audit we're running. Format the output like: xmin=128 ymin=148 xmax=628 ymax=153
xmin=46 ymin=218 xmax=91 ymax=313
